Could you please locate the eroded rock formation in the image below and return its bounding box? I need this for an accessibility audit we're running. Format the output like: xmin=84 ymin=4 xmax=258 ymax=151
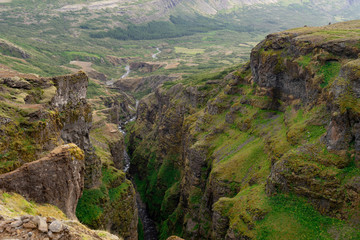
xmin=0 ymin=144 xmax=84 ymax=219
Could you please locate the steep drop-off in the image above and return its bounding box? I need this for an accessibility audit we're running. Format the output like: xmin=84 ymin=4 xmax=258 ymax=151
xmin=0 ymin=71 xmax=138 ymax=239
xmin=128 ymin=20 xmax=360 ymax=239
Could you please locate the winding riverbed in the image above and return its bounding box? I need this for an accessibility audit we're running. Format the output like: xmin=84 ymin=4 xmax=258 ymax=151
xmin=152 ymin=47 xmax=161 ymax=59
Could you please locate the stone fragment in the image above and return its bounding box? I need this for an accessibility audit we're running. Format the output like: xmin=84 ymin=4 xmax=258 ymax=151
xmin=48 ymin=220 xmax=63 ymax=233
xmin=38 ymin=217 xmax=48 ymax=232
xmin=23 ymin=221 xmax=37 ymax=229
xmin=10 ymin=220 xmax=22 ymax=228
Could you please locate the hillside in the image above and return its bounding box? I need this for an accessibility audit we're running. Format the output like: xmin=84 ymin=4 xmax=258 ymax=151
xmin=127 ymin=20 xmax=360 ymax=239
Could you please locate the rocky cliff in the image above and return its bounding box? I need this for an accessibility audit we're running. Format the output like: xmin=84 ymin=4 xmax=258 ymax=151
xmin=128 ymin=20 xmax=360 ymax=239
xmin=0 ymin=70 xmax=138 ymax=239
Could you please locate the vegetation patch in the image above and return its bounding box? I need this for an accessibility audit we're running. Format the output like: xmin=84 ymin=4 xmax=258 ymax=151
xmin=318 ymin=61 xmax=341 ymax=88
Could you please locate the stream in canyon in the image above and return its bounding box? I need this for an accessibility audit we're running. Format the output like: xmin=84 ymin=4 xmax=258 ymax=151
xmin=119 ymin=103 xmax=158 ymax=240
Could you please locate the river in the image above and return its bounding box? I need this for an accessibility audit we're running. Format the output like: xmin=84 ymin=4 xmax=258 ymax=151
xmin=119 ymin=101 xmax=158 ymax=240
xmin=152 ymin=47 xmax=161 ymax=59
xmin=121 ymin=65 xmax=131 ymax=78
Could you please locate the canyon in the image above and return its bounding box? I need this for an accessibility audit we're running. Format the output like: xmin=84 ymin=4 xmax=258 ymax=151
xmin=0 ymin=5 xmax=359 ymax=240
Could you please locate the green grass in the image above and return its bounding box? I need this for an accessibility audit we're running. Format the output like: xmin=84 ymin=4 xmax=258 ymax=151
xmin=318 ymin=61 xmax=342 ymax=88
xmin=87 ymin=80 xmax=106 ymax=99
xmin=297 ymin=54 xmax=312 ymax=68
xmin=256 ymin=194 xmax=360 ymax=240
xmin=76 ymin=188 xmax=106 ymax=227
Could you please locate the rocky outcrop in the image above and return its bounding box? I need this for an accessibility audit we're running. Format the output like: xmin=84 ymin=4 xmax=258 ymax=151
xmin=51 ymin=72 xmax=101 ymax=188
xmin=88 ymin=70 xmax=108 ymax=82
xmin=0 ymin=144 xmax=84 ymax=219
xmin=0 ymin=70 xmax=138 ymax=239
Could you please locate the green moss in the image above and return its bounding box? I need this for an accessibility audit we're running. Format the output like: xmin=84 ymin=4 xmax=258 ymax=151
xmin=214 ymin=184 xmax=270 ymax=239
xmin=338 ymin=86 xmax=360 ymax=114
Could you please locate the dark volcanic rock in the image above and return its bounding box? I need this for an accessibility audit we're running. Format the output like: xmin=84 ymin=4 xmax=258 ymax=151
xmin=0 ymin=144 xmax=85 ymax=219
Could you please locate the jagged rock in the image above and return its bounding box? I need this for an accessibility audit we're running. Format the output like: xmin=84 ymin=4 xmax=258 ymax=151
xmin=129 ymin=21 xmax=360 ymax=239
xmin=51 ymin=72 xmax=101 ymax=188
xmin=0 ymin=144 xmax=85 ymax=219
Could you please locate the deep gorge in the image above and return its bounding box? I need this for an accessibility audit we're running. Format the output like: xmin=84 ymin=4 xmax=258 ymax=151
xmin=0 ymin=20 xmax=359 ymax=240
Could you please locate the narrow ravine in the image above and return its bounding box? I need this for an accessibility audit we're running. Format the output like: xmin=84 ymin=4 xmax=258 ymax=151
xmin=136 ymin=193 xmax=158 ymax=240
xmin=119 ymin=100 xmax=158 ymax=240
xmin=152 ymin=47 xmax=161 ymax=59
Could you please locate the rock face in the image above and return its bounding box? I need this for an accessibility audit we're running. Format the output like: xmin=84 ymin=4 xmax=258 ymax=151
xmin=129 ymin=21 xmax=360 ymax=239
xmin=0 ymin=71 xmax=101 ymax=188
xmin=51 ymin=72 xmax=101 ymax=188
xmin=0 ymin=144 xmax=84 ymax=219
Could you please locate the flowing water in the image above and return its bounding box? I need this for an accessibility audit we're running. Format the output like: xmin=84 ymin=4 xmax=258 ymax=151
xmin=152 ymin=47 xmax=161 ymax=59
xmin=121 ymin=65 xmax=131 ymax=78
xmin=119 ymin=100 xmax=158 ymax=239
